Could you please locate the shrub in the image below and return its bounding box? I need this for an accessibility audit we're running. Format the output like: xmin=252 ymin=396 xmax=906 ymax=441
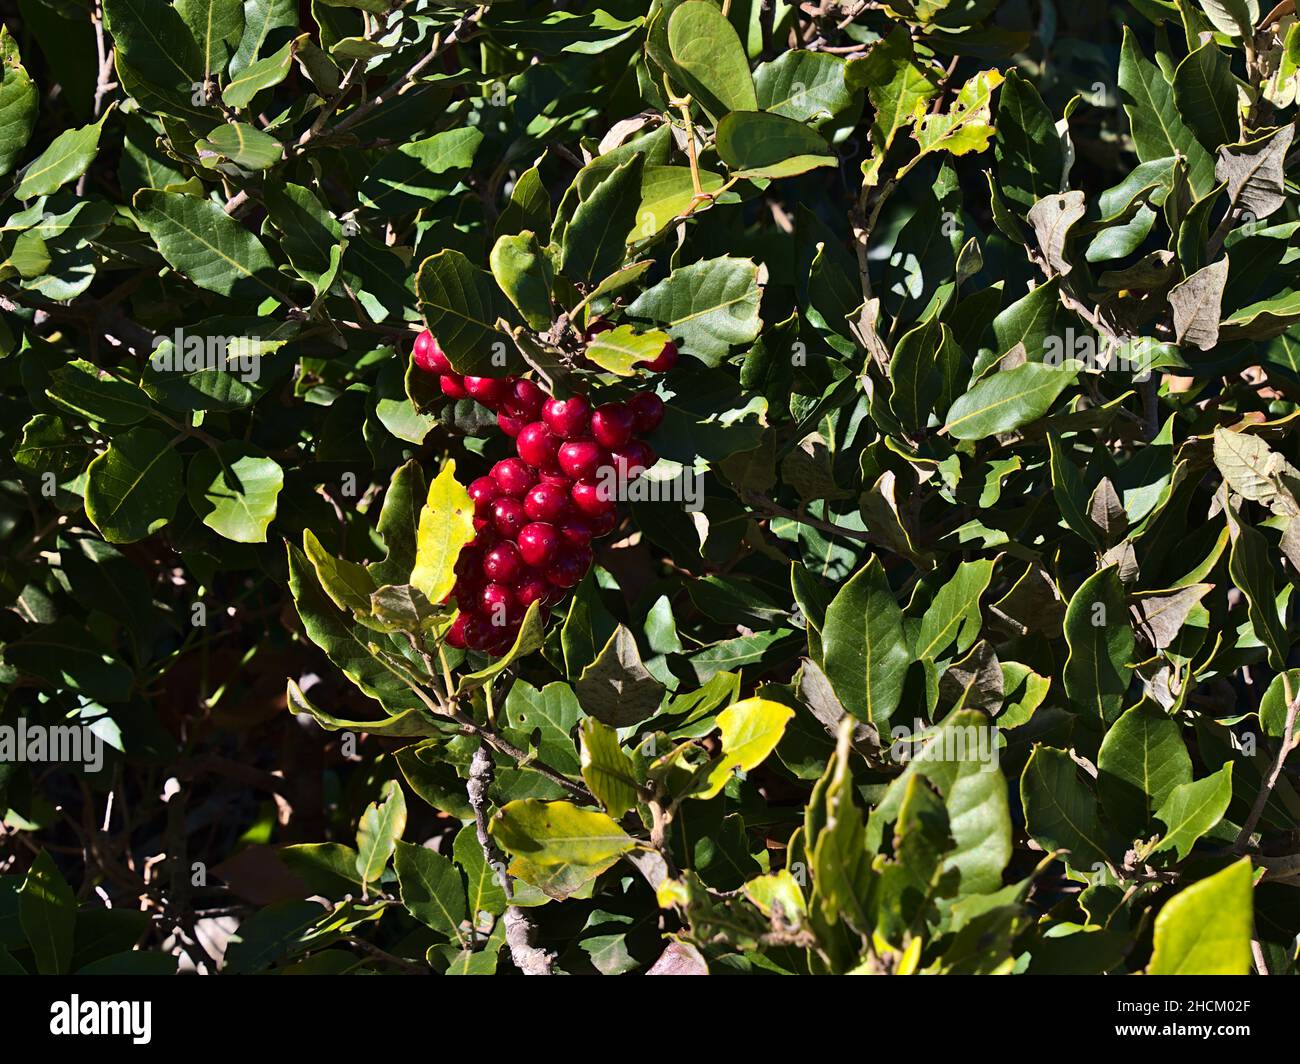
xmin=0 ymin=0 xmax=1297 ymax=977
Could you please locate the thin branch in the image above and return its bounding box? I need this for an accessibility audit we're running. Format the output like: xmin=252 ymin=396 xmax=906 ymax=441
xmin=1233 ymin=679 xmax=1300 ymax=852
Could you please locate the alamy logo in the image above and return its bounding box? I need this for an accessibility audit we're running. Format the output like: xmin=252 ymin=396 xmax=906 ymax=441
xmin=49 ymin=996 xmax=152 ymax=1044
xmin=594 ymin=465 xmax=703 ymax=511
xmin=0 ymin=719 xmax=105 ymax=772
xmin=150 ymin=327 xmax=262 ymax=383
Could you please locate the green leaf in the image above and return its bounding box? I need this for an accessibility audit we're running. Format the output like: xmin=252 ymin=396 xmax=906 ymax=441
xmin=579 ymin=719 xmax=639 ymax=819
xmin=176 ymin=0 xmax=244 ymax=80
xmin=456 ymin=602 xmax=547 ymax=692
xmin=12 ymin=414 xmax=87 ymax=480
xmin=45 ymin=359 xmax=153 ymax=425
xmin=223 ymin=37 xmax=294 ymax=108
xmin=561 ymin=153 xmax=643 ymax=284
xmin=942 ymin=361 xmax=1078 ymax=440
xmin=1062 ymin=566 xmax=1134 ymax=722
xmin=489 ymin=230 xmax=553 ymax=331
xmin=85 ymin=426 xmax=184 ymax=543
xmin=356 ymin=779 xmax=407 ymax=883
xmin=103 ymin=0 xmax=205 ymax=114
xmin=1097 ymin=703 xmax=1192 ymax=840
xmin=410 ymin=459 xmax=475 ymax=608
xmin=626 ymin=256 xmax=762 ymax=366
xmin=369 ymin=460 xmax=426 ymax=587
xmin=502 ymin=680 xmax=583 ymax=777
xmin=1259 ymin=670 xmax=1300 ymax=740
xmin=994 ymin=68 xmax=1063 ymax=213
xmin=19 ymin=851 xmax=75 ymax=975
xmin=1147 ymin=857 xmax=1253 ymax=974
xmin=394 ymin=840 xmax=466 ymax=941
xmin=1119 ymin=29 xmax=1215 ymax=196
xmin=186 ymin=443 xmax=283 ymax=542
xmin=16 ymin=108 xmax=111 ymax=200
xmin=715 ymin=111 xmax=835 ymax=179
xmin=1021 ymin=745 xmax=1118 ymax=875
xmin=755 ymin=49 xmax=853 ymax=127
xmin=415 ymin=249 xmax=519 ymax=375
xmin=854 ymin=27 xmax=939 ymax=187
xmin=822 ymin=557 xmax=910 ymax=728
xmin=582 ymin=324 xmax=673 ymax=376
xmin=665 ymin=1 xmax=757 ymax=119
xmin=576 ymin=625 xmax=665 ymax=728
xmin=1194 ymin=0 xmax=1258 ymax=37
xmin=358 ymin=127 xmax=483 ymax=216
xmin=287 ymin=678 xmax=438 ymax=737
xmin=229 ymin=0 xmax=296 ymax=76
xmin=0 ymin=26 xmax=38 ymax=178
xmin=1226 ymin=501 xmax=1289 ymax=669
xmin=1172 ymin=41 xmax=1238 ymax=152
xmin=693 ymin=697 xmax=795 ymax=800
xmin=262 ymin=180 xmax=344 ymax=290
xmin=1152 ymin=764 xmax=1234 ymax=861
xmin=197 ymin=121 xmax=282 ymax=169
xmin=915 ymin=557 xmax=997 ymax=663
xmin=134 ymin=189 xmax=291 ymax=301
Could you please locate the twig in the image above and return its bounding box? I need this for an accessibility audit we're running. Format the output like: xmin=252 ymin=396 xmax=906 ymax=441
xmin=468 ymin=744 xmax=554 ymax=975
xmin=744 ymin=490 xmax=876 ymax=545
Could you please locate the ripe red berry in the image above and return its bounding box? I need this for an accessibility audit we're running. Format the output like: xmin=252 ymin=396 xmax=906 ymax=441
xmin=542 ymin=396 xmax=591 ymax=439
xmin=558 ymin=439 xmax=610 ymax=482
xmin=479 ymin=582 xmax=515 ymax=625
xmin=491 ymin=458 xmax=536 ymax=497
xmin=455 ymin=544 xmax=484 ymax=578
xmin=473 ymin=516 xmax=491 ymax=533
xmin=517 ymin=522 xmax=560 ymax=568
xmin=627 ymin=392 xmax=664 ymax=433
xmin=497 ymin=412 xmax=527 ymax=438
xmin=571 ymin=478 xmax=615 ymax=517
xmin=516 ymin=422 xmax=560 ymax=471
xmin=638 ymin=339 xmax=678 ymax=373
xmin=611 ymin=439 xmax=655 ymax=479
xmin=515 ymin=574 xmax=551 ymax=609
xmin=464 ymin=614 xmax=497 ymax=651
xmin=591 ymin=402 xmax=635 ymax=449
xmin=440 ymin=373 xmax=469 ymax=399
xmin=590 ymin=509 xmax=617 ymax=537
xmin=465 ymin=375 xmax=511 ymax=407
xmin=445 ymin=612 xmax=469 ymax=648
xmin=524 ymin=481 xmax=570 ymax=523
xmin=467 ymin=476 xmax=500 ymax=516
xmin=546 ymin=547 xmax=588 ymax=589
xmin=491 ymin=496 xmax=528 ymax=539
xmin=559 ymin=516 xmax=594 ymax=547
xmin=583 ymin=318 xmax=614 ymax=342
xmin=483 ymin=541 xmax=522 ymax=583
xmin=413 ymin=330 xmax=451 ymax=374
xmin=502 ymin=379 xmax=545 ymax=420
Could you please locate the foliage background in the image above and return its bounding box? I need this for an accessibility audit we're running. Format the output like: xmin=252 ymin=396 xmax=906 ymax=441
xmin=0 ymin=0 xmax=1298 ymax=975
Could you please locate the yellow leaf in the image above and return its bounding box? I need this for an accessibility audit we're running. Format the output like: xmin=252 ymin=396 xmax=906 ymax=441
xmin=410 ymin=459 xmax=474 ymax=606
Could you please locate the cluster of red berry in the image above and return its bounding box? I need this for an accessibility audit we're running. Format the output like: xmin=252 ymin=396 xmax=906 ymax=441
xmin=411 ymin=328 xmax=672 ymax=653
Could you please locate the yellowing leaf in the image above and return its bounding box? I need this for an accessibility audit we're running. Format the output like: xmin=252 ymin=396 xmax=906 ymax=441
xmin=410 ymin=459 xmax=475 ymax=606
xmin=1147 ymin=856 xmax=1254 ymax=974
xmin=693 ymin=697 xmax=795 ymax=800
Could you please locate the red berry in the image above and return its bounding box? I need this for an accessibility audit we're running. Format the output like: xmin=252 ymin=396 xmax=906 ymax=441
xmin=627 ymin=392 xmax=664 ymax=433
xmin=516 ymin=422 xmax=560 ymax=471
xmin=612 ymin=440 xmax=655 ymax=479
xmin=517 ymin=522 xmax=559 ymax=568
xmin=445 ymin=612 xmax=469 ymax=648
xmin=583 ymin=318 xmax=614 ymax=342
xmin=483 ymin=541 xmax=522 ymax=583
xmin=571 ymin=478 xmax=615 ymax=518
xmin=516 ymin=574 xmax=551 ymax=609
xmin=413 ymin=330 xmax=451 ymax=373
xmin=473 ymin=516 xmax=491 ymax=533
xmin=440 ymin=373 xmax=469 ymax=399
xmin=590 ymin=509 xmax=617 ymax=537
xmin=464 ymin=615 xmax=496 ymax=651
xmin=491 ymin=496 xmax=528 ymax=539
xmin=558 ymin=439 xmax=610 ymax=482
xmin=542 ymin=395 xmax=591 ymax=439
xmin=491 ymin=458 xmax=536 ymax=497
xmin=480 ymin=582 xmax=515 ymax=624
xmin=503 ymin=379 xmax=545 ymax=420
xmin=638 ymin=340 xmax=678 ymax=373
xmin=468 ymin=476 xmax=500 ymax=516
xmin=525 ymin=481 xmax=570 ymax=523
xmin=546 ymin=547 xmax=589 ymax=589
xmin=465 ymin=375 xmax=510 ymax=407
xmin=559 ymin=516 xmax=594 ymax=547
xmin=455 ymin=545 xmax=484 ymax=578
xmin=591 ymin=402 xmax=635 ymax=450
xmin=497 ymin=412 xmax=527 ymax=438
